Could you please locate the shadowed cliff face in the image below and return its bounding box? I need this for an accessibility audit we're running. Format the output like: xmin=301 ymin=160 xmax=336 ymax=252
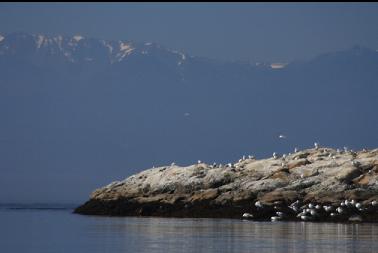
xmin=1 ymin=33 xmax=378 ymax=203
xmin=75 ymin=147 xmax=378 ymax=220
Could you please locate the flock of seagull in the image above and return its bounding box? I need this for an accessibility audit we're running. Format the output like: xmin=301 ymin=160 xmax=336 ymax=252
xmin=240 ymin=142 xmax=377 ymax=222
xmin=242 ymin=199 xmax=378 ymax=222
xmin=166 ymin=140 xmax=375 ymax=222
xmin=176 ymin=142 xmax=354 ymax=170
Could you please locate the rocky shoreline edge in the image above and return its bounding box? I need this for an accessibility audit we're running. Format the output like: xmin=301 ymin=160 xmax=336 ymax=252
xmin=74 ymin=147 xmax=378 ymax=222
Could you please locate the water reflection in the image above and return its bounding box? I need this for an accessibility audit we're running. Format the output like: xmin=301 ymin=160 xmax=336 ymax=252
xmin=1 ymin=209 xmax=377 ymax=253
xmin=88 ymin=217 xmax=378 ymax=253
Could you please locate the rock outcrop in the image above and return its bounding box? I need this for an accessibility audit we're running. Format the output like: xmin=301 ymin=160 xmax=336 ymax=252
xmin=74 ymin=147 xmax=378 ymax=221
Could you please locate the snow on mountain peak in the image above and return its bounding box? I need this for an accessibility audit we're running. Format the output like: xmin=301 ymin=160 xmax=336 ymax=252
xmin=35 ymin=35 xmax=45 ymax=48
xmin=119 ymin=42 xmax=133 ymax=52
xmin=73 ymin=35 xmax=84 ymax=42
xmin=116 ymin=41 xmax=135 ymax=61
xmin=270 ymin=63 xmax=287 ymax=69
xmin=0 ymin=32 xmax=194 ymax=65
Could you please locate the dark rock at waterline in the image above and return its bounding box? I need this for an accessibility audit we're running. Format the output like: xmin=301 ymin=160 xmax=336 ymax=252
xmin=75 ymin=147 xmax=378 ymax=221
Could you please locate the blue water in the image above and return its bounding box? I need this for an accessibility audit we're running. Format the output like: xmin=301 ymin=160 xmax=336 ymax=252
xmin=1 ymin=205 xmax=378 ymax=253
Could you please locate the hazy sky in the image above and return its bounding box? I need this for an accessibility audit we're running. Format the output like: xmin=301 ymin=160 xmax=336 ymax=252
xmin=0 ymin=3 xmax=378 ymax=62
xmin=1 ymin=3 xmax=378 ymax=204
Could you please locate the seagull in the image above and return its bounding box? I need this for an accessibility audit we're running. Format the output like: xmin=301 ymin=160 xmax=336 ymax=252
xmin=255 ymin=201 xmax=263 ymax=208
xmin=279 ymin=134 xmax=287 ymax=139
xmin=197 ymin=160 xmax=202 ymax=164
xmin=271 ymin=216 xmax=282 ymax=222
xmin=294 ymin=147 xmax=298 ymax=153
xmin=301 ymin=215 xmax=311 ymax=221
xmin=242 ymin=213 xmax=254 ymax=218
xmin=314 ymin=142 xmax=319 ymax=149
xmin=273 ymin=152 xmax=278 ymax=159
xmin=276 ymin=211 xmax=285 ymax=217
xmin=310 ymin=210 xmax=317 ymax=216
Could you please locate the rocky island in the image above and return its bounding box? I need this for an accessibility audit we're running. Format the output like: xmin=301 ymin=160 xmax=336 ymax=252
xmin=75 ymin=147 xmax=378 ymax=222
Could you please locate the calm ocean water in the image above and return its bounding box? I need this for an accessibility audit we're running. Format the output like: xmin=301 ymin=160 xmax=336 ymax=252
xmin=1 ymin=205 xmax=378 ymax=253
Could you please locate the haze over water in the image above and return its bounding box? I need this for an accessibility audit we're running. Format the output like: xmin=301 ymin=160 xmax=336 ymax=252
xmin=1 ymin=207 xmax=378 ymax=253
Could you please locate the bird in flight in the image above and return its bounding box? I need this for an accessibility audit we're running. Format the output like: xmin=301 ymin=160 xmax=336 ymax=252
xmin=278 ymin=134 xmax=287 ymax=139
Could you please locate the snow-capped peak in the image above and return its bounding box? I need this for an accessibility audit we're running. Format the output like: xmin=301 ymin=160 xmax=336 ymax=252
xmin=120 ymin=42 xmax=132 ymax=52
xmin=270 ymin=63 xmax=287 ymax=69
xmin=73 ymin=35 xmax=84 ymax=42
xmin=0 ymin=32 xmax=192 ymax=65
xmin=116 ymin=41 xmax=135 ymax=62
xmin=35 ymin=35 xmax=45 ymax=48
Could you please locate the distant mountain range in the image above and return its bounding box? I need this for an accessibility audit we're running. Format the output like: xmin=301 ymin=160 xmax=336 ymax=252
xmin=1 ymin=32 xmax=377 ymax=203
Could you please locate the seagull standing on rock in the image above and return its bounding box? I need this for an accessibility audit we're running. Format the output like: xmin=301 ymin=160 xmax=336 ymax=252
xmin=273 ymin=152 xmax=278 ymax=159
xmin=314 ymin=142 xmax=319 ymax=149
xmin=255 ymin=201 xmax=263 ymax=208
